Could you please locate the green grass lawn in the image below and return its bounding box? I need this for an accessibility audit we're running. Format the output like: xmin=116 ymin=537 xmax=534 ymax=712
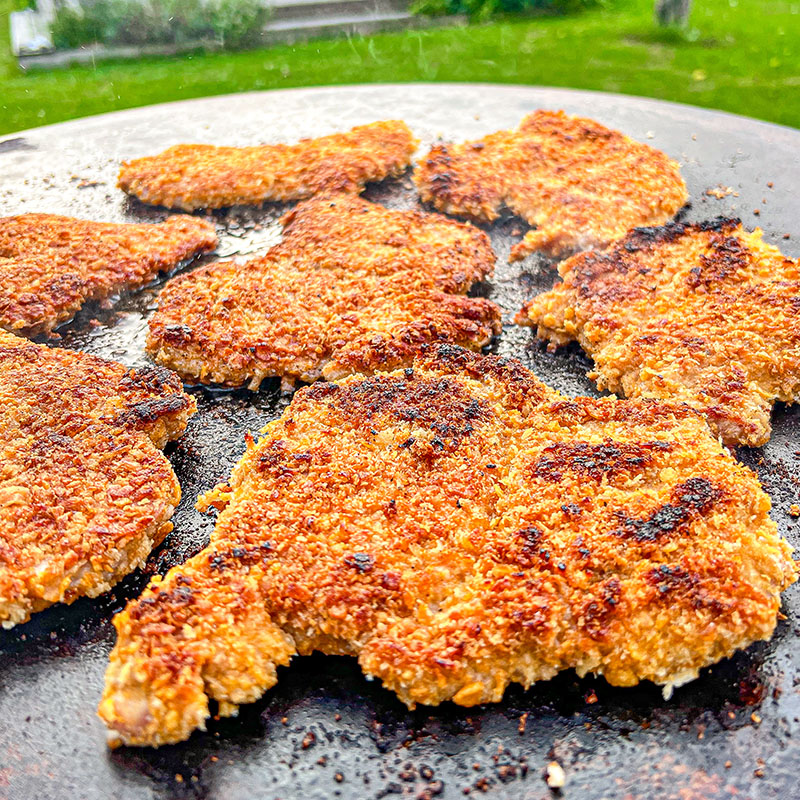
xmin=1 ymin=0 xmax=799 ymax=135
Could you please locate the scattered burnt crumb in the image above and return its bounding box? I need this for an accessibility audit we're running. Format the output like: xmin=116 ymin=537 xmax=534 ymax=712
xmin=753 ymin=209 xmax=760 ymax=215
xmin=739 ymin=676 xmax=765 ymax=705
xmin=473 ymin=776 xmax=491 ymax=792
xmin=750 ymin=712 xmax=762 ymax=724
xmin=343 ymin=552 xmax=375 ymax=573
xmin=784 ymin=233 xmax=791 ymax=239
xmin=789 ymin=504 xmax=800 ymax=517
xmin=301 ymin=730 xmax=316 ymax=749
xmin=544 ymin=760 xmax=565 ymax=790
xmin=334 ymin=772 xmax=344 ymax=783
xmin=422 ymin=780 xmax=444 ymax=797
xmin=317 ymin=756 xmax=327 ymax=766
xmin=499 ymin=764 xmax=519 ymax=783
xmin=725 ymin=760 xmax=732 ymax=769
xmin=281 ymin=716 xmax=288 ymax=725
xmin=584 ymin=689 xmax=598 ymax=704
xmin=518 ymin=712 xmax=528 ymax=734
xmin=705 ymin=185 xmax=734 ymax=199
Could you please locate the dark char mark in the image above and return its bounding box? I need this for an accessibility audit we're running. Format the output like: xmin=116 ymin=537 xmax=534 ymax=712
xmin=310 ymin=373 xmax=488 ymax=445
xmin=209 ymin=542 xmax=274 ymax=572
xmin=120 ymin=393 xmax=192 ymax=427
xmin=613 ymin=477 xmax=720 ymax=543
xmin=646 ymin=564 xmax=727 ymax=612
xmin=622 ymin=217 xmax=740 ymax=253
xmin=343 ymin=553 xmax=375 ymax=574
xmin=530 ymin=440 xmax=673 ymax=483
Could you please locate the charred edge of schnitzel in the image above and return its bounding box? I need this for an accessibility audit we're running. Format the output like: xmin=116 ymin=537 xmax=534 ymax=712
xmin=517 ymin=217 xmax=800 ymax=446
xmin=0 ymin=332 xmax=196 ymax=628
xmin=0 ymin=214 xmax=218 ymax=336
xmin=117 ymin=120 xmax=418 ymax=210
xmin=99 ymin=344 xmax=795 ymax=747
xmin=414 ymin=109 xmax=688 ymax=261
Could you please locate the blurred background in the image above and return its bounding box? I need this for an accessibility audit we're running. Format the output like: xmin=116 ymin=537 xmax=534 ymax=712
xmin=1 ymin=0 xmax=798 ymax=135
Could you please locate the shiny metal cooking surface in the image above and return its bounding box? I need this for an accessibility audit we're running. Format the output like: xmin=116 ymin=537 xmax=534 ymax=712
xmin=1 ymin=85 xmax=800 ymax=800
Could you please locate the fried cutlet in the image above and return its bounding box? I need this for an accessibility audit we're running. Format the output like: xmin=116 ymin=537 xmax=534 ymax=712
xmin=414 ymin=110 xmax=688 ymax=261
xmin=118 ymin=120 xmax=417 ymax=210
xmin=0 ymin=330 xmax=196 ymax=628
xmin=99 ymin=344 xmax=795 ymax=747
xmin=517 ymin=218 xmax=800 ymax=447
xmin=0 ymin=214 xmax=217 ymax=336
xmin=147 ymin=194 xmax=501 ymax=388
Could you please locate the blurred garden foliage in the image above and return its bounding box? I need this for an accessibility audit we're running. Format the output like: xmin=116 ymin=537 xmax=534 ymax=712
xmin=412 ymin=0 xmax=598 ymax=22
xmin=50 ymin=0 xmax=270 ymax=49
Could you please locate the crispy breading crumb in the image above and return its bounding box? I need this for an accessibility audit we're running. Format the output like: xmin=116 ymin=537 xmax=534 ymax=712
xmin=705 ymin=185 xmax=734 ymax=199
xmin=301 ymin=731 xmax=316 ymax=749
xmin=0 ymin=214 xmax=216 ymax=335
xmin=0 ymin=331 xmax=195 ymax=628
xmin=148 ymin=194 xmax=501 ymax=388
xmin=545 ymin=761 xmax=565 ymax=789
xmin=98 ymin=346 xmax=796 ymax=747
xmin=118 ymin=120 xmax=416 ymax=210
xmin=519 ymin=218 xmax=800 ymax=447
xmin=415 ymin=110 xmax=687 ymax=261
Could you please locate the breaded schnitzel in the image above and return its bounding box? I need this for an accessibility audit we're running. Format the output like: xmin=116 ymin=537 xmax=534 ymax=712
xmin=118 ymin=120 xmax=416 ymax=210
xmin=0 ymin=214 xmax=217 ymax=336
xmin=147 ymin=194 xmax=501 ymax=388
xmin=0 ymin=331 xmax=196 ymax=628
xmin=99 ymin=344 xmax=795 ymax=747
xmin=415 ymin=110 xmax=687 ymax=261
xmin=517 ymin=218 xmax=800 ymax=447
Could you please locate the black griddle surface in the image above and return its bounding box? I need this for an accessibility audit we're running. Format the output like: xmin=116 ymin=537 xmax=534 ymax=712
xmin=1 ymin=85 xmax=800 ymax=800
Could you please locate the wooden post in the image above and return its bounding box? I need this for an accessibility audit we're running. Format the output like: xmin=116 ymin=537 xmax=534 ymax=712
xmin=655 ymin=0 xmax=692 ymax=26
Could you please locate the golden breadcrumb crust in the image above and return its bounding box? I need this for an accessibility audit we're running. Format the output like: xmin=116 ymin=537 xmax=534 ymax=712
xmin=0 ymin=331 xmax=196 ymax=628
xmin=118 ymin=120 xmax=417 ymax=210
xmin=517 ymin=218 xmax=800 ymax=447
xmin=147 ymin=194 xmax=501 ymax=388
xmin=414 ymin=110 xmax=688 ymax=261
xmin=99 ymin=344 xmax=795 ymax=748
xmin=0 ymin=214 xmax=217 ymax=336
